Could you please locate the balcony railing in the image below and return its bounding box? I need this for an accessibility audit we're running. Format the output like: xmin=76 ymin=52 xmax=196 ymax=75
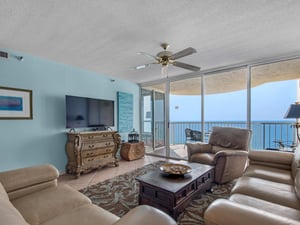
xmin=142 ymin=121 xmax=296 ymax=150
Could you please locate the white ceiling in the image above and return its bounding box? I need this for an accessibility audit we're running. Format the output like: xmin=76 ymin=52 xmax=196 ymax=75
xmin=1 ymin=0 xmax=300 ymax=83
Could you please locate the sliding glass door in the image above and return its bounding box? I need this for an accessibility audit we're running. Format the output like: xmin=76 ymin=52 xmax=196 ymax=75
xmin=169 ymin=77 xmax=202 ymax=159
xmin=204 ymin=69 xmax=248 ymax=134
xmin=141 ymin=86 xmax=166 ymax=156
xmin=251 ymin=59 xmax=300 ymax=150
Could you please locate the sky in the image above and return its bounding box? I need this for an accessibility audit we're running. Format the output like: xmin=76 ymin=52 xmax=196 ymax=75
xmin=170 ymin=79 xmax=297 ymax=122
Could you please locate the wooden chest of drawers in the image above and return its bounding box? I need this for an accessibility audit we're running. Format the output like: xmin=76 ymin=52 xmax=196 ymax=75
xmin=66 ymin=131 xmax=121 ymax=178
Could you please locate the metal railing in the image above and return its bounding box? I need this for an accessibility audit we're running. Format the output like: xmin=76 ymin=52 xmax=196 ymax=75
xmin=142 ymin=121 xmax=296 ymax=150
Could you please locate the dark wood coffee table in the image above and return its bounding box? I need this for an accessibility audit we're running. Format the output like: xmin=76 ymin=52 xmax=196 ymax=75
xmin=136 ymin=162 xmax=214 ymax=219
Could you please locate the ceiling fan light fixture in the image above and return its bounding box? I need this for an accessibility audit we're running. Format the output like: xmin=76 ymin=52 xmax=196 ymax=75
xmin=161 ymin=43 xmax=170 ymax=50
xmin=135 ymin=65 xmax=147 ymax=70
xmin=161 ymin=65 xmax=169 ymax=77
xmin=134 ymin=43 xmax=200 ymax=73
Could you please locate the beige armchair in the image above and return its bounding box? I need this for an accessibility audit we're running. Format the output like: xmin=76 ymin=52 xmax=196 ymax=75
xmin=187 ymin=126 xmax=252 ymax=184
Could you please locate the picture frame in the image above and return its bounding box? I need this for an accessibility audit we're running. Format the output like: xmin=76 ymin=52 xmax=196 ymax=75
xmin=0 ymin=86 xmax=33 ymax=119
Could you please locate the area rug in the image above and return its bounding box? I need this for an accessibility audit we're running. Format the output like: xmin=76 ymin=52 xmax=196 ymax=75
xmin=80 ymin=161 xmax=234 ymax=225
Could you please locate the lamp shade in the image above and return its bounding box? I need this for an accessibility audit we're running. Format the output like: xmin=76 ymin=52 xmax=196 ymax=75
xmin=285 ymin=103 xmax=300 ymax=119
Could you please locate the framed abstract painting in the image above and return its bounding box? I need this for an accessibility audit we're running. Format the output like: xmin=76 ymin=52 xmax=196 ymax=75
xmin=0 ymin=86 xmax=33 ymax=119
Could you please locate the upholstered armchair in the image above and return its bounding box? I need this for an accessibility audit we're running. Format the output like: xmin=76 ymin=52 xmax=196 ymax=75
xmin=187 ymin=126 xmax=252 ymax=184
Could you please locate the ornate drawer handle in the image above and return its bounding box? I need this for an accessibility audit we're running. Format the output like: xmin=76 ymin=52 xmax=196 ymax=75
xmin=88 ymin=145 xmax=95 ymax=148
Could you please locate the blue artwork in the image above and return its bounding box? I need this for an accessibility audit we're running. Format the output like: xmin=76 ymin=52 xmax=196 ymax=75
xmin=117 ymin=92 xmax=133 ymax=133
xmin=0 ymin=96 xmax=23 ymax=111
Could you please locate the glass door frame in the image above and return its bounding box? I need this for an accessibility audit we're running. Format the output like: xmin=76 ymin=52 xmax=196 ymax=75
xmin=140 ymin=87 xmax=166 ymax=156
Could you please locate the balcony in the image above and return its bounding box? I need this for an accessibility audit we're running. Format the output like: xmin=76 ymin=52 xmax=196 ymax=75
xmin=142 ymin=121 xmax=297 ymax=159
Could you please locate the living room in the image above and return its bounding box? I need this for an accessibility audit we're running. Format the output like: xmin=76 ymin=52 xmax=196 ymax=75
xmin=1 ymin=1 xmax=300 ymax=225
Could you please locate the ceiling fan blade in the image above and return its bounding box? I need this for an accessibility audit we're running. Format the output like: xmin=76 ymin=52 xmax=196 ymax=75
xmin=135 ymin=62 xmax=159 ymax=70
xmin=172 ymin=61 xmax=200 ymax=71
xmin=170 ymin=47 xmax=197 ymax=60
xmin=137 ymin=52 xmax=159 ymax=61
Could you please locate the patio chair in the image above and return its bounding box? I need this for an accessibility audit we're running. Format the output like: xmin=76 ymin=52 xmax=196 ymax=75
xmin=186 ymin=126 xmax=252 ymax=184
xmin=184 ymin=128 xmax=202 ymax=148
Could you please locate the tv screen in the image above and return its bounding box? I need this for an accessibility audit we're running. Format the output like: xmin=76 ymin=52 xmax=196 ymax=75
xmin=66 ymin=95 xmax=114 ymax=128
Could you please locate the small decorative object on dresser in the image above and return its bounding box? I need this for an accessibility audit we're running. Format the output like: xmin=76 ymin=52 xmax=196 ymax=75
xmin=120 ymin=141 xmax=145 ymax=161
xmin=65 ymin=130 xmax=121 ymax=178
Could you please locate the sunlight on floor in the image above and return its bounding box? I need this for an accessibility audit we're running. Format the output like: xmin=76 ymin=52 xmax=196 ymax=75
xmin=58 ymin=155 xmax=163 ymax=190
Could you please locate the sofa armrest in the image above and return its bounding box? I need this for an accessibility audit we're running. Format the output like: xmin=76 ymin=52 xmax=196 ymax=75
xmin=249 ymin=150 xmax=293 ymax=170
xmin=186 ymin=143 xmax=212 ymax=161
xmin=205 ymin=199 xmax=300 ymax=225
xmin=112 ymin=205 xmax=177 ymax=225
xmin=0 ymin=164 xmax=59 ymax=200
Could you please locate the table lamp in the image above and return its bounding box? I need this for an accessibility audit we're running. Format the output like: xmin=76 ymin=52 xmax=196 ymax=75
xmin=285 ymin=102 xmax=300 ymax=142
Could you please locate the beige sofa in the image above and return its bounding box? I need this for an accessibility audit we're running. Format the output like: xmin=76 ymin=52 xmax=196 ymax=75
xmin=0 ymin=164 xmax=177 ymax=225
xmin=204 ymin=149 xmax=300 ymax=225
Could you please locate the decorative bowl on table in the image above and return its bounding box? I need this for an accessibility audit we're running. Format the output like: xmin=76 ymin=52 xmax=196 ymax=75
xmin=160 ymin=163 xmax=192 ymax=175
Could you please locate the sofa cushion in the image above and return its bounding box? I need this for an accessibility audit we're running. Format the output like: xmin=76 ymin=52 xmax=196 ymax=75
xmin=0 ymin=181 xmax=9 ymax=201
xmin=295 ymin=170 xmax=300 ymax=199
xmin=112 ymin=205 xmax=177 ymax=225
xmin=12 ymin=184 xmax=91 ymax=225
xmin=231 ymin=176 xmax=300 ymax=210
xmin=243 ymin=164 xmax=293 ymax=184
xmin=230 ymin=193 xmax=300 ymax=221
xmin=0 ymin=194 xmax=30 ymax=225
xmin=42 ymin=204 xmax=119 ymax=225
xmin=292 ymin=149 xmax=300 ymax=178
xmin=249 ymin=150 xmax=293 ymax=170
xmin=0 ymin=164 xmax=59 ymax=193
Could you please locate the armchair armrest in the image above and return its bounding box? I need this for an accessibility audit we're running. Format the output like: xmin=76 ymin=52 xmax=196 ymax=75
xmin=186 ymin=143 xmax=212 ymax=161
xmin=214 ymin=150 xmax=248 ymax=159
xmin=112 ymin=205 xmax=177 ymax=225
xmin=0 ymin=164 xmax=59 ymax=200
xmin=205 ymin=199 xmax=300 ymax=225
xmin=249 ymin=150 xmax=294 ymax=170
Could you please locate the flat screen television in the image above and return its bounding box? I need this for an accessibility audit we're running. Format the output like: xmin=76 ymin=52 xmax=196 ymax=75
xmin=66 ymin=95 xmax=114 ymax=129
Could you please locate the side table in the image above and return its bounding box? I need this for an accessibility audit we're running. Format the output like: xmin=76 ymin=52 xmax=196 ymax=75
xmin=120 ymin=142 xmax=145 ymax=161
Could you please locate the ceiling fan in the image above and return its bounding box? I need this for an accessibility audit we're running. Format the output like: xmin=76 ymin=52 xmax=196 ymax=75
xmin=135 ymin=43 xmax=201 ymax=74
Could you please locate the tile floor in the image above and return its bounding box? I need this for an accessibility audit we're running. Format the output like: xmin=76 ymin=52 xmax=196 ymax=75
xmin=58 ymin=155 xmax=163 ymax=190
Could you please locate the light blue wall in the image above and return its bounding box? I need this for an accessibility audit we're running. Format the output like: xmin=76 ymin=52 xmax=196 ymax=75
xmin=0 ymin=49 xmax=140 ymax=172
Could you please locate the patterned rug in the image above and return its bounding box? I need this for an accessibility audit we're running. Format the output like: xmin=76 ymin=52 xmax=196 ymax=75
xmin=80 ymin=161 xmax=234 ymax=225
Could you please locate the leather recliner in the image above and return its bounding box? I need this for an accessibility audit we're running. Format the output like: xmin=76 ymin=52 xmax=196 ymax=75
xmin=186 ymin=126 xmax=252 ymax=184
